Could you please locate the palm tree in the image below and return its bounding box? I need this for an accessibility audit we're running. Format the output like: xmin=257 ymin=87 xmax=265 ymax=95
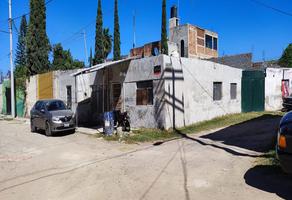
xmin=103 ymin=28 xmax=112 ymax=60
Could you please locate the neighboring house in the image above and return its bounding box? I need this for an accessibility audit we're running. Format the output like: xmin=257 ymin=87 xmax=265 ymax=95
xmin=1 ymin=79 xmax=25 ymax=117
xmin=2 ymin=79 xmax=12 ymax=115
xmin=73 ymin=55 xmax=242 ymax=129
xmin=130 ymin=6 xmax=218 ymax=60
xmin=208 ymin=53 xmax=253 ymax=69
xmin=265 ymin=68 xmax=292 ymax=111
xmin=26 ymin=70 xmax=79 ymax=117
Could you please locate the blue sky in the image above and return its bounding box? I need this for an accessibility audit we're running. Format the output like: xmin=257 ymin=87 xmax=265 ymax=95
xmin=0 ymin=0 xmax=291 ymax=74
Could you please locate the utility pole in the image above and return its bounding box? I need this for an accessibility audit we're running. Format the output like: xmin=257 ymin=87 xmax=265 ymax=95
xmin=8 ymin=0 xmax=15 ymax=118
xmin=82 ymin=30 xmax=88 ymax=66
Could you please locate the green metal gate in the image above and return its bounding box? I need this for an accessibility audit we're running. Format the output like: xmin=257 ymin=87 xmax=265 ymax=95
xmin=242 ymin=70 xmax=265 ymax=112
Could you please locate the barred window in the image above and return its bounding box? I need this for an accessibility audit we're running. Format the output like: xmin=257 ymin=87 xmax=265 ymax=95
xmin=230 ymin=83 xmax=237 ymax=100
xmin=213 ymin=82 xmax=222 ymax=101
xmin=136 ymin=81 xmax=153 ymax=105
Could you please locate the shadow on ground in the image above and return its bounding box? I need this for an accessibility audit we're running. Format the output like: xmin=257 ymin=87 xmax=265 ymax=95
xmin=200 ymin=114 xmax=282 ymax=153
xmin=36 ymin=130 xmax=75 ymax=137
xmin=244 ymin=165 xmax=292 ymax=200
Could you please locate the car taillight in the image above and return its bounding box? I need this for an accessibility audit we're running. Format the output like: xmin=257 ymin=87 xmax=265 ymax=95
xmin=279 ymin=135 xmax=287 ymax=149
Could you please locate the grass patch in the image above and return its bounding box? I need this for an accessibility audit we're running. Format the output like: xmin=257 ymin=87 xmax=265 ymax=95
xmin=256 ymin=150 xmax=280 ymax=167
xmin=97 ymin=111 xmax=283 ymax=144
xmin=178 ymin=111 xmax=283 ymax=134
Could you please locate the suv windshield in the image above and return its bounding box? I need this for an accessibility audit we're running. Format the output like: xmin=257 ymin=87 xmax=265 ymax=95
xmin=47 ymin=101 xmax=67 ymax=111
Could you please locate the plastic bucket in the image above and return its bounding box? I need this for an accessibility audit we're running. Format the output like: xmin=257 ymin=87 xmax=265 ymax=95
xmin=103 ymin=111 xmax=114 ymax=136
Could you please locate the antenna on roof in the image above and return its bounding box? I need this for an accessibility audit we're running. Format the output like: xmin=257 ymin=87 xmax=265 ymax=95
xmin=177 ymin=0 xmax=180 ymax=18
xmin=133 ymin=10 xmax=136 ymax=48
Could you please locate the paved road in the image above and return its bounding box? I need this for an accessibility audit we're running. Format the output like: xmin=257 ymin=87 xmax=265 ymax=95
xmin=0 ymin=118 xmax=291 ymax=200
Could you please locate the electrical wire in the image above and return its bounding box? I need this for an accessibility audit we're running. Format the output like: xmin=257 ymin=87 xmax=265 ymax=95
xmin=12 ymin=0 xmax=56 ymax=21
xmin=250 ymin=0 xmax=292 ymax=17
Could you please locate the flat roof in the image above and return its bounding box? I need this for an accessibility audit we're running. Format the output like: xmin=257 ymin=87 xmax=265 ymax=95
xmin=71 ymin=57 xmax=135 ymax=76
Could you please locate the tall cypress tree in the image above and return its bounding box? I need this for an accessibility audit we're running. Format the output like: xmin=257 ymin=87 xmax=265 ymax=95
xmin=113 ymin=0 xmax=121 ymax=61
xmin=94 ymin=0 xmax=104 ymax=65
xmin=89 ymin=47 xmax=93 ymax=67
xmin=161 ymin=0 xmax=168 ymax=55
xmin=15 ymin=15 xmax=27 ymax=68
xmin=15 ymin=15 xmax=28 ymax=92
xmin=26 ymin=0 xmax=50 ymax=75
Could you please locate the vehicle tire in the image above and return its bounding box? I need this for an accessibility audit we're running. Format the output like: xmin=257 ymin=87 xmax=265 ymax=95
xmin=45 ymin=121 xmax=52 ymax=137
xmin=30 ymin=120 xmax=37 ymax=133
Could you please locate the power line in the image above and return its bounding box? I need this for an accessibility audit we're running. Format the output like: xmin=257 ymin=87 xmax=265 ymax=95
xmin=12 ymin=0 xmax=56 ymax=21
xmin=0 ymin=29 xmax=9 ymax=34
xmin=250 ymin=0 xmax=292 ymax=17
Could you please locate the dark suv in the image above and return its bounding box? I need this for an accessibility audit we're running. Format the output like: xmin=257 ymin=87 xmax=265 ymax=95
xmin=277 ymin=112 xmax=292 ymax=174
xmin=30 ymin=99 xmax=75 ymax=136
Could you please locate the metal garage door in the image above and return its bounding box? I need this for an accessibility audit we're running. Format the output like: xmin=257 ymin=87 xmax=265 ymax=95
xmin=242 ymin=70 xmax=265 ymax=112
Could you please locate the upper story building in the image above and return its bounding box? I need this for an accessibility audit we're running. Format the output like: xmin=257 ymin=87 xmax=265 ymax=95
xmin=169 ymin=6 xmax=218 ymax=59
xmin=130 ymin=6 xmax=219 ymax=59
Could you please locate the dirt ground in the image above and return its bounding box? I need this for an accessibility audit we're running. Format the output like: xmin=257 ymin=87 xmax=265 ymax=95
xmin=0 ymin=115 xmax=291 ymax=200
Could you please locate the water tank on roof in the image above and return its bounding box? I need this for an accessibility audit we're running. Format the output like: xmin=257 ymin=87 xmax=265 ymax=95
xmin=171 ymin=6 xmax=178 ymax=18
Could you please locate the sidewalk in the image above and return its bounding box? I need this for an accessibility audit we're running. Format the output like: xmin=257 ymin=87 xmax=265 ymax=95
xmin=76 ymin=127 xmax=103 ymax=136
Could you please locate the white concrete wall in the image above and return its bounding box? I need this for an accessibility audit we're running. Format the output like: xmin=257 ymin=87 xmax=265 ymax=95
xmin=0 ymin=84 xmax=3 ymax=114
xmin=164 ymin=56 xmax=242 ymax=129
xmin=76 ymin=72 xmax=95 ymax=103
xmin=26 ymin=75 xmax=38 ymax=117
xmin=265 ymin=68 xmax=292 ymax=111
xmin=124 ymin=56 xmax=166 ymax=129
xmin=53 ymin=70 xmax=79 ymax=111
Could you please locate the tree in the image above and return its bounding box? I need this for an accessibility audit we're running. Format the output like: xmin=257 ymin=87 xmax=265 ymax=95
xmin=26 ymin=0 xmax=50 ymax=75
xmin=15 ymin=15 xmax=28 ymax=92
xmin=279 ymin=44 xmax=292 ymax=68
xmin=94 ymin=0 xmax=104 ymax=65
xmin=52 ymin=43 xmax=84 ymax=70
xmin=103 ymin=28 xmax=112 ymax=60
xmin=88 ymin=47 xmax=93 ymax=67
xmin=15 ymin=15 xmax=27 ymax=70
xmin=161 ymin=0 xmax=168 ymax=55
xmin=113 ymin=0 xmax=121 ymax=61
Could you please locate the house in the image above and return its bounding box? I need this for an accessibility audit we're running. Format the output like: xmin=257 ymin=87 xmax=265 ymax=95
xmin=208 ymin=53 xmax=253 ymax=69
xmin=130 ymin=6 xmax=218 ymax=60
xmin=1 ymin=79 xmax=12 ymax=115
xmin=73 ymin=55 xmax=242 ymax=129
xmin=26 ymin=70 xmax=79 ymax=116
xmin=265 ymin=68 xmax=292 ymax=111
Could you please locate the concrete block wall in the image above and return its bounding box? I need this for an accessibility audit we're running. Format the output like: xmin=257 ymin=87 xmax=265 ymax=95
xmin=265 ymin=68 xmax=292 ymax=111
xmin=163 ymin=56 xmax=242 ymax=129
xmin=124 ymin=56 xmax=166 ymax=129
xmin=53 ymin=70 xmax=79 ymax=111
xmin=26 ymin=75 xmax=37 ymax=116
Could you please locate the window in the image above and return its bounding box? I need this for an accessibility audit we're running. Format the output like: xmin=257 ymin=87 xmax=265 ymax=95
xmin=213 ymin=37 xmax=218 ymax=50
xmin=154 ymin=65 xmax=162 ymax=75
xmin=213 ymin=82 xmax=222 ymax=101
xmin=35 ymin=101 xmax=43 ymax=111
xmin=205 ymin=35 xmax=213 ymax=49
xmin=66 ymin=85 xmax=72 ymax=109
xmin=230 ymin=83 xmax=237 ymax=100
xmin=136 ymin=81 xmax=153 ymax=105
xmin=47 ymin=101 xmax=66 ymax=111
xmin=181 ymin=40 xmax=185 ymax=57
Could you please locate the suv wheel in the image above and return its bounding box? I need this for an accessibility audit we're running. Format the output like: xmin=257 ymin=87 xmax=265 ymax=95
xmin=45 ymin=121 xmax=52 ymax=137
